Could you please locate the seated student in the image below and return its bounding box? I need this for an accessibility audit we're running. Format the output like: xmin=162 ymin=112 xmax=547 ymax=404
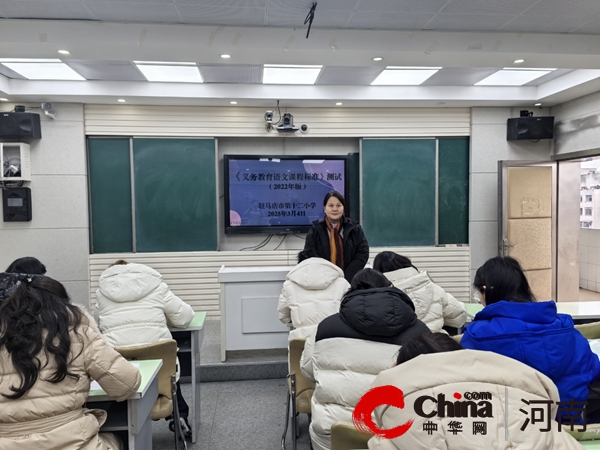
xmin=95 ymin=260 xmax=195 ymax=436
xmin=461 ymin=256 xmax=600 ymax=417
xmin=367 ymin=333 xmax=585 ymax=450
xmin=373 ymin=251 xmax=466 ymax=333
xmin=277 ymin=250 xmax=350 ymax=341
xmin=300 ymin=268 xmax=430 ymax=450
xmin=0 ymin=275 xmax=141 ymax=450
xmin=5 ymin=256 xmax=47 ymax=274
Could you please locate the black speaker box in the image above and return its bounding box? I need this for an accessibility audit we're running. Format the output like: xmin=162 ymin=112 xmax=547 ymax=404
xmin=0 ymin=113 xmax=42 ymax=139
xmin=507 ymin=116 xmax=554 ymax=141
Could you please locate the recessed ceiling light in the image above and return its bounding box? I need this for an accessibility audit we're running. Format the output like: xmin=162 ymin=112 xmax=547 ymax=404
xmin=475 ymin=67 xmax=556 ymax=86
xmin=134 ymin=61 xmax=203 ymax=83
xmin=230 ymin=101 xmax=237 ymax=104
xmin=263 ymin=64 xmax=323 ymax=85
xmin=58 ymin=50 xmax=70 ymax=55
xmin=371 ymin=66 xmax=442 ymax=86
xmin=372 ymin=57 xmax=383 ymax=62
xmin=514 ymin=59 xmax=525 ymax=64
xmin=221 ymin=54 xmax=231 ymax=59
xmin=0 ymin=98 xmax=8 ymax=102
xmin=335 ymin=102 xmax=343 ymax=106
xmin=117 ymin=99 xmax=126 ymax=103
xmin=534 ymin=102 xmax=542 ymax=106
xmin=0 ymin=59 xmax=85 ymax=80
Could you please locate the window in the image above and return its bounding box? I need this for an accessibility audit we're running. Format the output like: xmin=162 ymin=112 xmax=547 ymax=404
xmin=586 ymin=195 xmax=593 ymax=202
xmin=582 ymin=221 xmax=592 ymax=228
xmin=586 ymin=208 xmax=593 ymax=216
xmin=581 ymin=208 xmax=583 ymax=215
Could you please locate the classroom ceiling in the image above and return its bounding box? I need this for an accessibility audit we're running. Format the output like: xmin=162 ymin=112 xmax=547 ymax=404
xmin=3 ymin=0 xmax=600 ymax=107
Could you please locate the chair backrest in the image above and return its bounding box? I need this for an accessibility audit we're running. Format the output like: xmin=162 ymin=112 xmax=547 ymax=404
xmin=289 ymin=338 xmax=314 ymax=413
xmin=575 ymin=321 xmax=600 ymax=340
xmin=116 ymin=339 xmax=178 ymax=402
xmin=331 ymin=421 xmax=372 ymax=450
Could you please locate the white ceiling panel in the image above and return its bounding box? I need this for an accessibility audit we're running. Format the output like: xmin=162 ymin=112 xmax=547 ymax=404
xmin=422 ymin=68 xmax=499 ymax=86
xmin=178 ymin=5 xmax=265 ymax=26
xmin=83 ymin=2 xmax=181 ymax=23
xmin=198 ymin=64 xmax=262 ymax=83
xmin=64 ymin=60 xmax=146 ymax=81
xmin=267 ymin=8 xmax=350 ymax=28
xmin=355 ymin=0 xmax=447 ymax=14
xmin=523 ymin=0 xmax=600 ymax=17
xmin=523 ymin=69 xmax=574 ymax=86
xmin=424 ymin=13 xmax=515 ymax=31
xmin=0 ymin=0 xmax=94 ymax=20
xmin=0 ymin=64 xmax=26 ymax=80
xmin=441 ymin=0 xmax=539 ymax=15
xmin=176 ymin=0 xmax=266 ymax=5
xmin=571 ymin=18 xmax=600 ymax=34
xmin=500 ymin=15 xmax=593 ymax=33
xmin=348 ymin=12 xmax=434 ymax=30
xmin=85 ymin=0 xmax=174 ymax=4
xmin=316 ymin=66 xmax=384 ymax=85
xmin=267 ymin=0 xmax=346 ymax=12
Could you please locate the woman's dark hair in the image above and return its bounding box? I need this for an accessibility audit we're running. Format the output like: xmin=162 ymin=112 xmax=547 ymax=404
xmin=109 ymin=259 xmax=128 ymax=267
xmin=0 ymin=277 xmax=84 ymax=399
xmin=323 ymin=191 xmax=346 ymax=210
xmin=373 ymin=251 xmax=418 ymax=273
xmin=5 ymin=257 xmax=46 ymax=275
xmin=396 ymin=333 xmax=463 ymax=365
xmin=347 ymin=268 xmax=391 ymax=293
xmin=473 ymin=256 xmax=535 ymax=305
xmin=297 ymin=249 xmax=319 ymax=263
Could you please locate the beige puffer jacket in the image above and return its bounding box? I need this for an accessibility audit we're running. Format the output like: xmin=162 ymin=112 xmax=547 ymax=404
xmin=368 ymin=350 xmax=584 ymax=450
xmin=277 ymin=258 xmax=349 ymax=341
xmin=384 ymin=267 xmax=466 ymax=332
xmin=96 ymin=263 xmax=194 ymax=347
xmin=0 ymin=315 xmax=141 ymax=450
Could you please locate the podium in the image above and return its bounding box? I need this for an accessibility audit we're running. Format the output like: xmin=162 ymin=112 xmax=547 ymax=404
xmin=218 ymin=266 xmax=293 ymax=361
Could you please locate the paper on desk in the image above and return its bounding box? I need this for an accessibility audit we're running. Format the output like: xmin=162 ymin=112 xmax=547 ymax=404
xmin=89 ymin=362 xmax=141 ymax=391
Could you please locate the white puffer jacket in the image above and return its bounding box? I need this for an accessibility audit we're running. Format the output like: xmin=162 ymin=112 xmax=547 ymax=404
xmin=384 ymin=267 xmax=466 ymax=332
xmin=95 ymin=263 xmax=194 ymax=348
xmin=277 ymin=258 xmax=349 ymax=341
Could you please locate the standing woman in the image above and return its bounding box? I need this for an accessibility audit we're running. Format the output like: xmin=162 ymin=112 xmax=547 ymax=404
xmin=0 ymin=275 xmax=141 ymax=450
xmin=304 ymin=191 xmax=369 ymax=283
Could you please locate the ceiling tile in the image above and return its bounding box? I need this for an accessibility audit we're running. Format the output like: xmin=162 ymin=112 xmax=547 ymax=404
xmin=571 ymin=18 xmax=600 ymax=34
xmin=500 ymin=15 xmax=592 ymax=33
xmin=176 ymin=0 xmax=265 ymax=6
xmin=85 ymin=0 xmax=174 ymax=4
xmin=424 ymin=13 xmax=515 ymax=31
xmin=178 ymin=5 xmax=265 ymax=26
xmin=0 ymin=0 xmax=94 ymax=20
xmin=198 ymin=64 xmax=262 ymax=83
xmin=83 ymin=1 xmax=181 ymax=23
xmin=523 ymin=68 xmax=574 ymax=86
xmin=422 ymin=68 xmax=499 ymax=86
xmin=316 ymin=66 xmax=384 ymax=85
xmin=0 ymin=64 xmax=26 ymax=80
xmin=441 ymin=0 xmax=539 ymax=15
xmin=348 ymin=12 xmax=434 ymax=30
xmin=266 ymin=0 xmax=349 ymax=12
xmin=355 ymin=0 xmax=449 ymax=14
xmin=523 ymin=0 xmax=600 ymax=17
xmin=64 ymin=60 xmax=146 ymax=81
xmin=267 ymin=8 xmax=350 ymax=28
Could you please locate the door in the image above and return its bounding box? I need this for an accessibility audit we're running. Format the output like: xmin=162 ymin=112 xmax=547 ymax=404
xmin=498 ymin=161 xmax=556 ymax=301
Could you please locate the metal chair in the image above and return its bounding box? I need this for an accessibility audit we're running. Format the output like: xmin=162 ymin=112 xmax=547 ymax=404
xmin=282 ymin=338 xmax=314 ymax=450
xmin=331 ymin=421 xmax=372 ymax=450
xmin=116 ymin=339 xmax=188 ymax=450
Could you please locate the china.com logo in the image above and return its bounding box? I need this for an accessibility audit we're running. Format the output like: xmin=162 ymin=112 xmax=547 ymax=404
xmin=352 ymin=386 xmax=493 ymax=439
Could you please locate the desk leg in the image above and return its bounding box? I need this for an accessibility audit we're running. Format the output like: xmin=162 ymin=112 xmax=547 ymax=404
xmin=191 ymin=328 xmax=204 ymax=444
xmin=128 ymin=375 xmax=158 ymax=450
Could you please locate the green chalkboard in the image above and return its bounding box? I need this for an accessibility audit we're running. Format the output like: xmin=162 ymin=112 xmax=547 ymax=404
xmin=133 ymin=138 xmax=217 ymax=252
xmin=439 ymin=137 xmax=469 ymax=244
xmin=88 ymin=138 xmax=133 ymax=253
xmin=362 ymin=139 xmax=436 ymax=246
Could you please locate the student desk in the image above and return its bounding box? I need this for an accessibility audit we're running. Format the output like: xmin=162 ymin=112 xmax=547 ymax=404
xmin=581 ymin=441 xmax=600 ymax=449
xmin=169 ymin=311 xmax=206 ymax=444
xmin=465 ymin=301 xmax=600 ymax=324
xmin=86 ymin=359 xmax=162 ymax=450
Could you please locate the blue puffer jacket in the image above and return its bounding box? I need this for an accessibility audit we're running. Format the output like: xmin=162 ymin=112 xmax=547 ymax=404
xmin=461 ymin=300 xmax=600 ymax=405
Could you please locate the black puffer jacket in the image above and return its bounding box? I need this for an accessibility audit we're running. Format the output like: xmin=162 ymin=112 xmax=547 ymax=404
xmin=303 ymin=216 xmax=369 ymax=282
xmin=315 ymin=286 xmax=430 ymax=345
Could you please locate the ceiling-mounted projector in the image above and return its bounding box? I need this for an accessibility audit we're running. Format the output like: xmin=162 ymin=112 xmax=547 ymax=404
xmin=276 ymin=113 xmax=299 ymax=132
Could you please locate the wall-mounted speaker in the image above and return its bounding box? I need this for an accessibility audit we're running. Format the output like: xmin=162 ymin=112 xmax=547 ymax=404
xmin=0 ymin=113 xmax=42 ymax=139
xmin=507 ymin=116 xmax=554 ymax=141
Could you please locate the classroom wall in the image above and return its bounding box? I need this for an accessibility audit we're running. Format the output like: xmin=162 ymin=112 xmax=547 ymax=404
xmin=580 ymin=228 xmax=600 ymax=293
xmin=469 ymin=107 xmax=552 ymax=285
xmin=0 ymin=103 xmax=90 ymax=308
xmin=552 ymin=90 xmax=600 ymax=157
